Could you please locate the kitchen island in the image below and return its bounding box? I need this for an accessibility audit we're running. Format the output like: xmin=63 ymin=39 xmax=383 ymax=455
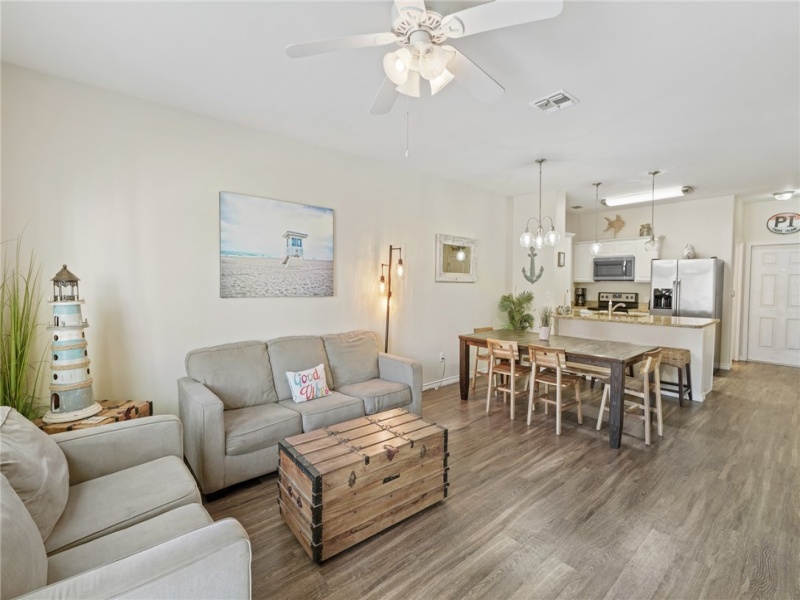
xmin=556 ymin=312 xmax=718 ymax=401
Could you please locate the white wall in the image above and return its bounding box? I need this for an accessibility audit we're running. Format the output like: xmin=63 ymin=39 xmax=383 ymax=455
xmin=1 ymin=65 xmax=511 ymax=414
xmin=511 ymin=190 xmax=570 ymax=315
xmin=567 ymin=195 xmax=736 ymax=367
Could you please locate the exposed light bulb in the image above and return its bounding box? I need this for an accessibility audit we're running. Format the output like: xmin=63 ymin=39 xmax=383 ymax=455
xmin=544 ymin=227 xmax=561 ymax=246
xmin=519 ymin=228 xmax=534 ymax=248
xmin=396 ymin=260 xmax=404 ymax=277
xmin=379 ymin=275 xmax=385 ymax=294
xmin=590 ymin=241 xmax=602 ymax=256
xmin=533 ymin=229 xmax=545 ymax=249
xmin=455 ymin=249 xmax=466 ymax=262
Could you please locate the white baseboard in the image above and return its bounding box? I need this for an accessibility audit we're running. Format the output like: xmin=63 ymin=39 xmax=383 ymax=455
xmin=422 ymin=374 xmax=460 ymax=391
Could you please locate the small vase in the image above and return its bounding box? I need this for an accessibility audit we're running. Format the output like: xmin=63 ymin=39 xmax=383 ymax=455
xmin=539 ymin=326 xmax=550 ymax=341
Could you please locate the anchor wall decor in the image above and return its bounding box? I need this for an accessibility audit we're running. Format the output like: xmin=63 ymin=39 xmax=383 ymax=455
xmin=522 ymin=248 xmax=543 ymax=285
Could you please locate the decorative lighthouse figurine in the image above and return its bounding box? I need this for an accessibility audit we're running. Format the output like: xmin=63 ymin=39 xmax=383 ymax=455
xmin=42 ymin=265 xmax=102 ymax=424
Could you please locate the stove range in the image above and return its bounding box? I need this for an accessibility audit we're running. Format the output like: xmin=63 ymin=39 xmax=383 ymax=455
xmin=586 ymin=292 xmax=639 ymax=313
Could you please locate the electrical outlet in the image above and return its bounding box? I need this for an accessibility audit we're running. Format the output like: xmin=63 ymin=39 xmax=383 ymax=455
xmin=439 ymin=352 xmax=445 ymax=362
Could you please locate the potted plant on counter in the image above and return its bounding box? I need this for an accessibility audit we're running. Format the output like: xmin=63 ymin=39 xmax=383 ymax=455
xmin=538 ymin=307 xmax=553 ymax=341
xmin=497 ymin=291 xmax=535 ymax=331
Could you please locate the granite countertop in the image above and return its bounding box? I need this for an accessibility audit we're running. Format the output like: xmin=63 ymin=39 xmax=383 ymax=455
xmin=556 ymin=312 xmax=718 ymax=329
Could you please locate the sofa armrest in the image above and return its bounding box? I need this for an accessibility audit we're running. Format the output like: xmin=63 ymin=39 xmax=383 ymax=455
xmin=53 ymin=415 xmax=183 ymax=486
xmin=19 ymin=519 xmax=251 ymax=599
xmin=178 ymin=377 xmax=225 ymax=495
xmin=378 ymin=353 xmax=423 ymax=416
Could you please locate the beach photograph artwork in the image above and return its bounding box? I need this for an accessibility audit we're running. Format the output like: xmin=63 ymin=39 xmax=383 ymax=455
xmin=220 ymin=192 xmax=334 ymax=297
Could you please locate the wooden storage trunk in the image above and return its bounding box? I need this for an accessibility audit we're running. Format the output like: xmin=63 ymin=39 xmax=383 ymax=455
xmin=278 ymin=408 xmax=449 ymax=563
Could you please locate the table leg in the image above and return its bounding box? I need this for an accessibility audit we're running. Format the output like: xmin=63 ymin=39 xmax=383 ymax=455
xmin=608 ymin=361 xmax=625 ymax=449
xmin=459 ymin=338 xmax=470 ymax=401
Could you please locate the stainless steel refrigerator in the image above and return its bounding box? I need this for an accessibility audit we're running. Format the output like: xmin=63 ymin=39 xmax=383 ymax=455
xmin=650 ymin=258 xmax=724 ymax=370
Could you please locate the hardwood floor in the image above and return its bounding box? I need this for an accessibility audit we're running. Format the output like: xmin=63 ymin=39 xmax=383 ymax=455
xmin=205 ymin=362 xmax=800 ymax=599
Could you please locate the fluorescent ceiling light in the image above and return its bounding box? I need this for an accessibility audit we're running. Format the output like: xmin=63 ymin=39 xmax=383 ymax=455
xmin=774 ymin=190 xmax=796 ymax=201
xmin=604 ymin=186 xmax=692 ymax=207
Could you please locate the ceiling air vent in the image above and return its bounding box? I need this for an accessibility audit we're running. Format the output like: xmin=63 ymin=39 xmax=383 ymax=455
xmin=530 ymin=90 xmax=579 ymax=113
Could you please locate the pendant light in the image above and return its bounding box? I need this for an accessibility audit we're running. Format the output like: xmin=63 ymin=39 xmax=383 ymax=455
xmin=644 ymin=170 xmax=660 ymax=251
xmin=519 ymin=158 xmax=561 ymax=249
xmin=590 ymin=182 xmax=603 ymax=256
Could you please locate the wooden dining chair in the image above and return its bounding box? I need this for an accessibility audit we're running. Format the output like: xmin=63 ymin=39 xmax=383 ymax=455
xmin=485 ymin=339 xmax=531 ymax=420
xmin=527 ymin=345 xmax=583 ymax=435
xmin=471 ymin=327 xmax=494 ymax=390
xmin=596 ymin=349 xmax=663 ymax=445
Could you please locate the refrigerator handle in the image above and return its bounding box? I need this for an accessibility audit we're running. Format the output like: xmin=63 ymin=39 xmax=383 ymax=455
xmin=674 ymin=278 xmax=681 ymax=316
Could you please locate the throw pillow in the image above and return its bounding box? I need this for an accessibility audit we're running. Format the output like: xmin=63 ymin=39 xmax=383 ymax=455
xmin=285 ymin=364 xmax=332 ymax=403
xmin=0 ymin=407 xmax=70 ymax=542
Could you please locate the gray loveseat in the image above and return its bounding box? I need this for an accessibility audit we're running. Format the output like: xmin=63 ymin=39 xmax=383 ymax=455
xmin=0 ymin=407 xmax=251 ymax=600
xmin=178 ymin=330 xmax=422 ymax=494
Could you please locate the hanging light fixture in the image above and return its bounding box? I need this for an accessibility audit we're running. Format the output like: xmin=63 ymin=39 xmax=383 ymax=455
xmin=590 ymin=182 xmax=603 ymax=256
xmin=644 ymin=170 xmax=661 ymax=251
xmin=520 ymin=158 xmax=561 ymax=249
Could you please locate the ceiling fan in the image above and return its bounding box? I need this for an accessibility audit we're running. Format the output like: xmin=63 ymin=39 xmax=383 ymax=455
xmin=286 ymin=0 xmax=563 ymax=115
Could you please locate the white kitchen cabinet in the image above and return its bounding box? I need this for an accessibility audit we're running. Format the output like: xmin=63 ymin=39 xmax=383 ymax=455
xmin=573 ymin=241 xmax=595 ymax=282
xmin=572 ymin=236 xmax=662 ymax=283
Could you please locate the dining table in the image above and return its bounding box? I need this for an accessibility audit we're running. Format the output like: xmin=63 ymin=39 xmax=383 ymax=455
xmin=458 ymin=329 xmax=659 ymax=449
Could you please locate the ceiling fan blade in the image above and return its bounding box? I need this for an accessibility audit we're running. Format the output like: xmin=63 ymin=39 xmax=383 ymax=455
xmin=441 ymin=0 xmax=563 ymax=39
xmin=370 ymin=78 xmax=399 ymax=115
xmin=286 ymin=32 xmax=399 ymax=58
xmin=394 ymin=0 xmax=426 ymax=16
xmin=447 ymin=48 xmax=505 ymax=104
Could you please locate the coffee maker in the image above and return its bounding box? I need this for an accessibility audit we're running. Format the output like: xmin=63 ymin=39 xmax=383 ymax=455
xmin=575 ymin=287 xmax=587 ymax=306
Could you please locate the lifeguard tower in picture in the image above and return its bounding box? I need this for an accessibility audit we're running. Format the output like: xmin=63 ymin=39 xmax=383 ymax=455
xmin=281 ymin=230 xmax=313 ymax=269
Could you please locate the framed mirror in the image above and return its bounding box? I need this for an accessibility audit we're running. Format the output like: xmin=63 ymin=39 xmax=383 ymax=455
xmin=435 ymin=234 xmax=478 ymax=283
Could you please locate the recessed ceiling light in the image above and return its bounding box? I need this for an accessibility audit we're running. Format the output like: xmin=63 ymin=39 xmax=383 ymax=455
xmin=774 ymin=190 xmax=796 ymax=201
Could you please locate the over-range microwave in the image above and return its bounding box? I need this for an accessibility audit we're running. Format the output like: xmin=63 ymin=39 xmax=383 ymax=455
xmin=593 ymin=256 xmax=635 ymax=281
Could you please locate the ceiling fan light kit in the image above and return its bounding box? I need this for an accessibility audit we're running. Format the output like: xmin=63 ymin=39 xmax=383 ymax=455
xmin=286 ymin=0 xmax=564 ymax=114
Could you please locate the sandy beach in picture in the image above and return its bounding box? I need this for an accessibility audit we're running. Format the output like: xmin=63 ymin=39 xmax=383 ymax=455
xmin=221 ymin=256 xmax=333 ymax=297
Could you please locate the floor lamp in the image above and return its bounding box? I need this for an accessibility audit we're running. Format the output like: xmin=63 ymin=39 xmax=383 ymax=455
xmin=379 ymin=245 xmax=404 ymax=353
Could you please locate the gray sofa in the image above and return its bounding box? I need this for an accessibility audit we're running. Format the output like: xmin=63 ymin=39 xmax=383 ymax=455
xmin=0 ymin=407 xmax=251 ymax=600
xmin=178 ymin=330 xmax=422 ymax=494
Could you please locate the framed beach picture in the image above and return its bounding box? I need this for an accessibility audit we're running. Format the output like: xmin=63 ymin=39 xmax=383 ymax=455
xmin=219 ymin=192 xmax=334 ymax=297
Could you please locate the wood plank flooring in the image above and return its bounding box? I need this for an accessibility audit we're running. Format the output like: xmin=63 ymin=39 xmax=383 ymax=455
xmin=205 ymin=362 xmax=800 ymax=599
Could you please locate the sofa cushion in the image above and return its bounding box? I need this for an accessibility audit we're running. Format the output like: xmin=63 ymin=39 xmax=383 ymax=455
xmin=45 ymin=455 xmax=200 ymax=555
xmin=0 ymin=474 xmax=48 ymax=599
xmin=224 ymin=403 xmax=302 ymax=456
xmin=186 ymin=340 xmax=278 ymax=409
xmin=322 ymin=330 xmax=380 ymax=387
xmin=46 ymin=503 xmax=213 ymax=584
xmin=336 ymin=379 xmax=412 ymax=415
xmin=268 ymin=336 xmax=333 ymax=402
xmin=0 ymin=406 xmax=69 ymax=542
xmin=279 ymin=392 xmax=365 ymax=432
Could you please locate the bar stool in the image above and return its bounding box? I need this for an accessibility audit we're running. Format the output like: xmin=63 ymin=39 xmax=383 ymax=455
xmin=659 ymin=347 xmax=692 ymax=407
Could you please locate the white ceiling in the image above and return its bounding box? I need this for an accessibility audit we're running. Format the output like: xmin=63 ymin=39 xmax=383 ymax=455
xmin=2 ymin=1 xmax=798 ymax=209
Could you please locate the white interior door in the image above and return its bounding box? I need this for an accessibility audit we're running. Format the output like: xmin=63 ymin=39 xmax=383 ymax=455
xmin=747 ymin=244 xmax=800 ymax=367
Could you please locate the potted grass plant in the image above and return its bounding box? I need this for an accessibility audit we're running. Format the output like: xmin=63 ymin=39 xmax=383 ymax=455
xmin=497 ymin=290 xmax=535 ymax=331
xmin=538 ymin=306 xmax=553 ymax=341
xmin=1 ymin=238 xmax=46 ymax=420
